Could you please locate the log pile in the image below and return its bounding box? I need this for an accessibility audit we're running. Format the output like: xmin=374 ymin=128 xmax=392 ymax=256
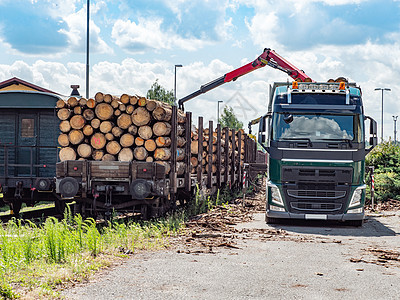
xmin=57 ymin=94 xmax=187 ymax=174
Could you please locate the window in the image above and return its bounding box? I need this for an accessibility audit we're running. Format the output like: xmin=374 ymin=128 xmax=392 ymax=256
xmin=21 ymin=118 xmax=35 ymax=137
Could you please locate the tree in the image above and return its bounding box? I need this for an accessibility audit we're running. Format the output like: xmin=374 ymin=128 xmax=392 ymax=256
xmin=219 ymin=106 xmax=243 ymax=130
xmin=146 ymin=79 xmax=175 ymax=105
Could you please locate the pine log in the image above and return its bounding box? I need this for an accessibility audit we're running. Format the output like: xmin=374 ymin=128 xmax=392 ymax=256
xmin=134 ymin=147 xmax=148 ymax=161
xmin=153 ymin=106 xmax=172 ymax=121
xmin=91 ymin=118 xmax=101 ymax=129
xmin=102 ymin=154 xmax=116 ymax=161
xmin=126 ymin=105 xmax=134 ymax=114
xmin=83 ymin=109 xmax=95 ymax=121
xmin=58 ymin=134 xmax=69 ymax=147
xmin=99 ymin=121 xmax=113 ymax=133
xmin=119 ymin=103 xmax=126 ymax=112
xmin=191 ymin=141 xmax=198 ymax=154
xmin=117 ymin=113 xmax=132 ymax=129
xmin=57 ymin=108 xmax=70 ymax=120
xmin=177 ymin=136 xmax=186 ymax=147
xmin=70 ymin=115 xmax=85 ymax=130
xmin=177 ymin=148 xmax=185 ymax=161
xmin=130 ymin=95 xmax=138 ymax=105
xmin=144 ymin=139 xmax=157 ymax=152
xmin=145 ymin=99 xmax=160 ymax=111
xmin=59 ymin=120 xmax=71 ymax=133
xmin=73 ymin=106 xmax=82 ymax=115
xmin=105 ymin=133 xmax=114 ymax=141
xmin=131 ymin=107 xmax=151 ymax=126
xmin=177 ymin=110 xmax=186 ymax=124
xmin=95 ymin=103 xmax=114 ymax=120
xmin=177 ymin=125 xmax=185 ymax=136
xmin=118 ymin=148 xmax=133 ymax=162
xmin=77 ymin=143 xmax=92 ymax=158
xmin=135 ymin=137 xmax=144 ymax=146
xmin=83 ymin=124 xmax=94 ymax=136
xmin=145 ymin=156 xmax=154 ymax=162
xmin=59 ymin=147 xmax=76 ymax=161
xmin=56 ymin=99 xmax=66 ymax=109
xmin=111 ymin=99 xmax=119 ymax=109
xmin=114 ymin=109 xmax=121 ymax=117
xmin=128 ymin=125 xmax=138 ymax=135
xmin=153 ymin=122 xmax=171 ymax=136
xmin=190 ymin=157 xmax=198 ymax=167
xmin=112 ymin=126 xmax=124 ymax=138
xmin=120 ymin=133 xmax=134 ymax=147
xmin=79 ymin=98 xmax=87 ymax=106
xmin=95 ymin=92 xmax=104 ymax=103
xmin=138 ymin=125 xmax=153 ymax=140
xmin=103 ymin=94 xmax=113 ymax=103
xmin=86 ymin=98 xmax=96 ymax=108
xmin=154 ymin=148 xmax=171 ymax=161
xmin=106 ymin=141 xmax=121 ymax=155
xmin=92 ymin=150 xmax=104 ymax=161
xmin=120 ymin=94 xmax=130 ymax=104
xmin=91 ymin=132 xmax=107 ymax=149
xmin=68 ymin=130 xmax=84 ymax=145
xmin=155 ymin=136 xmax=171 ymax=147
xmin=155 ymin=161 xmax=171 ymax=174
xmin=137 ymin=97 xmax=147 ymax=106
xmin=177 ymin=162 xmax=186 ymax=176
xmin=67 ymin=97 xmax=78 ymax=107
xmin=206 ymin=154 xmax=217 ymax=164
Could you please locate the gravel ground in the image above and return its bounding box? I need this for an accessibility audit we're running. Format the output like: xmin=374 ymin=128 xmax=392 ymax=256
xmin=63 ymin=209 xmax=400 ymax=300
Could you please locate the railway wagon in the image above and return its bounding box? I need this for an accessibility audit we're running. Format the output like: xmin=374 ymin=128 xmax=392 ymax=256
xmin=0 ymin=89 xmax=61 ymax=214
xmin=55 ymin=105 xmax=264 ymax=219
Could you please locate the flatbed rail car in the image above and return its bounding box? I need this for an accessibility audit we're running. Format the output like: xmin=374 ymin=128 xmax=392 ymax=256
xmin=56 ymin=106 xmax=265 ymax=218
xmin=0 ymin=90 xmax=62 ymax=214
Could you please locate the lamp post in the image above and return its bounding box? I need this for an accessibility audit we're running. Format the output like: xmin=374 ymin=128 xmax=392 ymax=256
xmin=393 ymin=115 xmax=398 ymax=143
xmin=217 ymin=100 xmax=223 ymax=124
xmin=375 ymin=87 xmax=391 ymax=142
xmin=174 ymin=64 xmax=183 ymax=105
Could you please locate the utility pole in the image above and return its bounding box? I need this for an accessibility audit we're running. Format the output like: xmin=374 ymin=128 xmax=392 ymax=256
xmin=393 ymin=115 xmax=398 ymax=143
xmin=375 ymin=87 xmax=391 ymax=142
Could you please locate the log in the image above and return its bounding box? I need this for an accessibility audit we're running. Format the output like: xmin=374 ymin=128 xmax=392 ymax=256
xmin=111 ymin=99 xmax=119 ymax=109
xmin=73 ymin=106 xmax=82 ymax=115
xmin=91 ymin=118 xmax=100 ymax=129
xmin=95 ymin=92 xmax=104 ymax=103
xmin=154 ymin=148 xmax=171 ymax=161
xmin=59 ymin=120 xmax=71 ymax=133
xmin=83 ymin=109 xmax=95 ymax=121
xmin=120 ymin=94 xmax=130 ymax=104
xmin=56 ymin=99 xmax=66 ymax=109
xmin=59 ymin=147 xmax=76 ymax=161
xmin=67 ymin=97 xmax=78 ymax=107
xmin=177 ymin=136 xmax=186 ymax=147
xmin=145 ymin=156 xmax=154 ymax=162
xmin=177 ymin=125 xmax=185 ymax=136
xmin=57 ymin=108 xmax=70 ymax=120
xmin=112 ymin=126 xmax=124 ymax=138
xmin=126 ymin=105 xmax=134 ymax=114
xmin=134 ymin=147 xmax=148 ymax=161
xmin=79 ymin=98 xmax=87 ymax=106
xmin=155 ymin=136 xmax=171 ymax=147
xmin=128 ymin=125 xmax=138 ymax=135
xmin=137 ymin=97 xmax=147 ymax=106
xmin=155 ymin=161 xmax=171 ymax=174
xmin=117 ymin=113 xmax=132 ymax=129
xmin=177 ymin=162 xmax=185 ymax=176
xmin=135 ymin=137 xmax=145 ymax=146
xmin=190 ymin=157 xmax=198 ymax=167
xmin=95 ymin=103 xmax=114 ymax=120
xmin=86 ymin=98 xmax=96 ymax=108
xmin=77 ymin=143 xmax=92 ymax=158
xmin=120 ymin=133 xmax=134 ymax=147
xmin=206 ymin=154 xmax=217 ymax=163
xmin=146 ymin=99 xmax=158 ymax=111
xmin=130 ymin=95 xmax=138 ymax=105
xmin=138 ymin=125 xmax=153 ymax=140
xmin=99 ymin=121 xmax=113 ymax=133
xmin=102 ymin=154 xmax=116 ymax=161
xmin=144 ymin=139 xmax=157 ymax=152
xmin=118 ymin=148 xmax=133 ymax=162
xmin=114 ymin=109 xmax=121 ymax=117
xmin=82 ymin=124 xmax=94 ymax=136
xmin=177 ymin=110 xmax=186 ymax=123
xmin=191 ymin=141 xmax=198 ymax=154
xmin=91 ymin=132 xmax=106 ymax=149
xmin=119 ymin=103 xmax=126 ymax=112
xmin=58 ymin=134 xmax=69 ymax=147
xmin=103 ymin=94 xmax=113 ymax=103
xmin=177 ymin=148 xmax=185 ymax=161
xmin=105 ymin=133 xmax=114 ymax=141
xmin=131 ymin=107 xmax=151 ymax=126
xmin=68 ymin=130 xmax=84 ymax=145
xmin=106 ymin=141 xmax=121 ymax=155
xmin=153 ymin=122 xmax=171 ymax=136
xmin=92 ymin=150 xmax=104 ymax=161
xmin=153 ymin=106 xmax=172 ymax=121
xmin=70 ymin=115 xmax=85 ymax=129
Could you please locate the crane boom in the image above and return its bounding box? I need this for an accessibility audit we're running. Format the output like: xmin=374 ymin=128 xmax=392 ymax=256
xmin=178 ymin=48 xmax=313 ymax=110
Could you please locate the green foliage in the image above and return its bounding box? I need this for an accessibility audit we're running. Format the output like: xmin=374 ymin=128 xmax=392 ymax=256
xmin=146 ymin=79 xmax=175 ymax=105
xmin=366 ymin=141 xmax=400 ymax=201
xmin=219 ymin=106 xmax=243 ymax=130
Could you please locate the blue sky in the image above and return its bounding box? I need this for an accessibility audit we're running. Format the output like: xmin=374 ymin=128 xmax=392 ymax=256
xmin=0 ymin=0 xmax=400 ymax=138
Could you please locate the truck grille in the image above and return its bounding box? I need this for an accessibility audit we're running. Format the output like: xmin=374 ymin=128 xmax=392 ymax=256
xmin=287 ymin=190 xmax=346 ymax=199
xmin=291 ymin=202 xmax=342 ymax=211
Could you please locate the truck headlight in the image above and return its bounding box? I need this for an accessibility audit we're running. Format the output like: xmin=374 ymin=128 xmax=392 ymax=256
xmin=349 ymin=185 xmax=366 ymax=208
xmin=268 ymin=182 xmax=284 ymax=206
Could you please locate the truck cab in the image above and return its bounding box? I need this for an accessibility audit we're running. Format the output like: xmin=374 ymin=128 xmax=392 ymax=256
xmin=259 ymin=81 xmax=377 ymax=225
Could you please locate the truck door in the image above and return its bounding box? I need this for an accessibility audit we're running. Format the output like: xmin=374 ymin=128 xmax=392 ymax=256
xmin=17 ymin=113 xmax=38 ymax=177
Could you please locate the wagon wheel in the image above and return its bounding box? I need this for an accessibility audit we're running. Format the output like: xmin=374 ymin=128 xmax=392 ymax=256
xmin=11 ymin=199 xmax=22 ymax=216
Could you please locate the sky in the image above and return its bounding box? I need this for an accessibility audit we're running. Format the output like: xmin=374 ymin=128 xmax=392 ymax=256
xmin=0 ymin=0 xmax=400 ymax=139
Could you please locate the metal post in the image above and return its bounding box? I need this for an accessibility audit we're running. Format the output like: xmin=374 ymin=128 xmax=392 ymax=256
xmin=370 ymin=166 xmax=375 ymax=211
xmin=174 ymin=64 xmax=182 ymax=105
xmin=375 ymin=87 xmax=391 ymax=142
xmin=217 ymin=100 xmax=223 ymax=124
xmin=86 ymin=0 xmax=90 ymax=99
xmin=393 ymin=116 xmax=398 ymax=143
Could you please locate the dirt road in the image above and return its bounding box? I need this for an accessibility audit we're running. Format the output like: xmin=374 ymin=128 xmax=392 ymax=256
xmin=63 ymin=208 xmax=400 ymax=300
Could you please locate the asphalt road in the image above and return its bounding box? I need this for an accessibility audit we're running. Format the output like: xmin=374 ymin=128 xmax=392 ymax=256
xmin=64 ymin=211 xmax=400 ymax=300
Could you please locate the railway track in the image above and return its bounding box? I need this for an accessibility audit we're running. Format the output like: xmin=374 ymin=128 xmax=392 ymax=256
xmin=0 ymin=206 xmax=60 ymax=223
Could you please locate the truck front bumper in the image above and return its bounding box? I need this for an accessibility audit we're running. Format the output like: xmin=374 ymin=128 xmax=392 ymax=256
xmin=266 ymin=209 xmax=364 ymax=221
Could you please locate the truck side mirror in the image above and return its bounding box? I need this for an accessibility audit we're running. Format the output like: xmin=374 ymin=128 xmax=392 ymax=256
xmin=258 ymin=117 xmax=266 ymax=143
xmin=365 ymin=116 xmax=377 ymax=153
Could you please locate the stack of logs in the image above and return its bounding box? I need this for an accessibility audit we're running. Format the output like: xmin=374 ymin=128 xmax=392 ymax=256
xmin=57 ymin=93 xmax=187 ymax=174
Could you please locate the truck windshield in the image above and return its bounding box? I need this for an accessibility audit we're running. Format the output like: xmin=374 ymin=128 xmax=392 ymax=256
xmin=272 ymin=113 xmax=362 ymax=142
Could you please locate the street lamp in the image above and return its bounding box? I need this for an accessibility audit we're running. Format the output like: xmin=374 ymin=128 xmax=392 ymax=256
xmin=174 ymin=64 xmax=183 ymax=105
xmin=375 ymin=87 xmax=391 ymax=142
xmin=217 ymin=100 xmax=223 ymax=124
xmin=393 ymin=115 xmax=398 ymax=143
